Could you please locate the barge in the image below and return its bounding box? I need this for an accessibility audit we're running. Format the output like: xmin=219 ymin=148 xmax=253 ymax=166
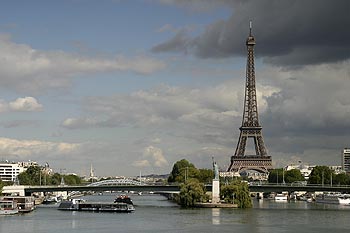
xmin=58 ymin=198 xmax=135 ymax=213
xmin=0 ymin=199 xmax=19 ymax=215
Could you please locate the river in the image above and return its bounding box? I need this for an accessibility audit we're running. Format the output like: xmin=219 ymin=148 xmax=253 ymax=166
xmin=1 ymin=194 xmax=350 ymax=233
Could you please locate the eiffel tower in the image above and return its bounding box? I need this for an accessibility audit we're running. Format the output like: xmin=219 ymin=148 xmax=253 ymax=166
xmin=227 ymin=22 xmax=272 ymax=174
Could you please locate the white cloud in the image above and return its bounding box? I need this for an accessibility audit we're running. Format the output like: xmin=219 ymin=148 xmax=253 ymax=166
xmin=0 ymin=97 xmax=43 ymax=112
xmin=132 ymin=160 xmax=151 ymax=168
xmin=133 ymin=145 xmax=169 ymax=168
xmin=59 ymin=59 xmax=350 ymax=171
xmin=0 ymin=137 xmax=80 ymax=159
xmin=8 ymin=97 xmax=43 ymax=111
xmin=144 ymin=145 xmax=169 ymax=167
xmin=61 ymin=81 xmax=278 ymax=130
xmin=61 ymin=117 xmax=98 ymax=129
xmin=0 ymin=34 xmax=166 ymax=93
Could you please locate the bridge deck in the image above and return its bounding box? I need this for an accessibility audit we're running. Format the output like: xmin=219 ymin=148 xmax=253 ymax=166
xmin=22 ymin=184 xmax=350 ymax=196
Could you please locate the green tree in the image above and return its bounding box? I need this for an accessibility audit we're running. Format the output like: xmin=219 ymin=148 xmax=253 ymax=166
xmin=168 ymin=159 xmax=196 ymax=183
xmin=50 ymin=173 xmax=62 ymax=185
xmin=63 ymin=174 xmax=82 ymax=185
xmin=268 ymin=169 xmax=284 ymax=183
xmin=177 ymin=178 xmax=208 ymax=207
xmin=221 ymin=181 xmax=252 ymax=208
xmin=308 ymin=166 xmax=333 ymax=185
xmin=284 ymin=169 xmax=305 ymax=183
xmin=333 ymin=173 xmax=350 ymax=185
xmin=0 ymin=178 xmax=4 ymax=195
xmin=197 ymin=168 xmax=214 ymax=184
xmin=18 ymin=166 xmax=42 ymax=185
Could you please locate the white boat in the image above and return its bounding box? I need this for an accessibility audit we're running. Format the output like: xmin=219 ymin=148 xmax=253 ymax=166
xmin=274 ymin=192 xmax=288 ymax=201
xmin=315 ymin=192 xmax=350 ymax=205
xmin=0 ymin=200 xmax=19 ymax=215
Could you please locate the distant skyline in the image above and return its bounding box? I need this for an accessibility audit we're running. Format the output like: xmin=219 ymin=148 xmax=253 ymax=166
xmin=0 ymin=0 xmax=349 ymax=176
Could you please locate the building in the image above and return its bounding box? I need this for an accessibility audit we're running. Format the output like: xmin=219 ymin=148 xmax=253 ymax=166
xmin=285 ymin=163 xmax=315 ymax=180
xmin=0 ymin=160 xmax=39 ymax=182
xmin=342 ymin=148 xmax=350 ymax=173
xmin=0 ymin=162 xmax=25 ymax=182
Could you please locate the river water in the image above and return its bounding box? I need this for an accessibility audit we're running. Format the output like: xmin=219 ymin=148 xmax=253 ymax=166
xmin=1 ymin=194 xmax=350 ymax=233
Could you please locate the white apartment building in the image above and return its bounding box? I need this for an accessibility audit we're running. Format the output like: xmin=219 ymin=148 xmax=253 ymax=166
xmin=342 ymin=148 xmax=350 ymax=173
xmin=0 ymin=161 xmax=38 ymax=182
xmin=0 ymin=162 xmax=25 ymax=182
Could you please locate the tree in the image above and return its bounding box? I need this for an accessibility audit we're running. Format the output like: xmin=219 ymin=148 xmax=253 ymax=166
xmin=197 ymin=168 xmax=214 ymax=184
xmin=0 ymin=178 xmax=4 ymax=195
xmin=268 ymin=169 xmax=284 ymax=183
xmin=17 ymin=167 xmax=82 ymax=186
xmin=284 ymin=169 xmax=305 ymax=183
xmin=221 ymin=180 xmax=252 ymax=208
xmin=18 ymin=166 xmax=42 ymax=185
xmin=177 ymin=178 xmax=208 ymax=207
xmin=168 ymin=159 xmax=194 ymax=183
xmin=168 ymin=159 xmax=215 ymax=184
xmin=333 ymin=173 xmax=350 ymax=185
xmin=64 ymin=174 xmax=82 ymax=185
xmin=50 ymin=173 xmax=62 ymax=185
xmin=308 ymin=166 xmax=333 ymax=185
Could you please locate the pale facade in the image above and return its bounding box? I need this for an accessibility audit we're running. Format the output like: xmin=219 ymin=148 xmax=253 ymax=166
xmin=342 ymin=148 xmax=350 ymax=173
xmin=0 ymin=162 xmax=25 ymax=182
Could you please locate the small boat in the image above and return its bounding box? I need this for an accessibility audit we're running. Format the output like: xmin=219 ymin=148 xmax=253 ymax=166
xmin=315 ymin=192 xmax=350 ymax=205
xmin=114 ymin=195 xmax=133 ymax=205
xmin=42 ymin=196 xmax=60 ymax=205
xmin=58 ymin=198 xmax=135 ymax=213
xmin=274 ymin=192 xmax=289 ymax=201
xmin=0 ymin=200 xmax=19 ymax=215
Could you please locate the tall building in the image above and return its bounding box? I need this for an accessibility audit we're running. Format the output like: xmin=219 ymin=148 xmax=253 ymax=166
xmin=0 ymin=160 xmax=39 ymax=182
xmin=342 ymin=148 xmax=350 ymax=173
xmin=227 ymin=22 xmax=272 ymax=174
xmin=0 ymin=162 xmax=25 ymax=182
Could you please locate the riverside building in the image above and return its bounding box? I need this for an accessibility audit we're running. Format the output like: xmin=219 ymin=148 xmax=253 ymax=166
xmin=342 ymin=148 xmax=350 ymax=173
xmin=0 ymin=160 xmax=38 ymax=182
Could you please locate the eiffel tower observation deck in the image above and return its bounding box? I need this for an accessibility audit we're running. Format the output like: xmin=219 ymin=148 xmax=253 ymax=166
xmin=227 ymin=22 xmax=272 ymax=174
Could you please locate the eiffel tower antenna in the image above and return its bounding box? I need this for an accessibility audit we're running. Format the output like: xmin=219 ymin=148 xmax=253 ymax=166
xmin=227 ymin=22 xmax=272 ymax=174
xmin=249 ymin=20 xmax=252 ymax=36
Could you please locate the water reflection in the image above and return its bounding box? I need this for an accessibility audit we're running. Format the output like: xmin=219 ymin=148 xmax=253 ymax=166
xmin=211 ymin=208 xmax=220 ymax=225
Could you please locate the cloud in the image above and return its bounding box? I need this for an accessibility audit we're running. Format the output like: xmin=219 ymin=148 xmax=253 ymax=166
xmin=0 ymin=137 xmax=80 ymax=159
xmin=132 ymin=160 xmax=151 ymax=168
xmin=0 ymin=34 xmax=166 ymax=93
xmin=0 ymin=120 xmax=38 ymax=128
xmin=61 ymin=117 xmax=98 ymax=129
xmin=8 ymin=97 xmax=43 ymax=111
xmin=60 ymin=58 xmax=350 ymax=170
xmin=61 ymin=81 xmax=277 ymax=132
xmin=0 ymin=97 xmax=43 ymax=112
xmin=153 ymin=0 xmax=350 ymax=66
xmin=133 ymin=146 xmax=168 ymax=168
xmin=261 ymin=60 xmax=350 ymax=136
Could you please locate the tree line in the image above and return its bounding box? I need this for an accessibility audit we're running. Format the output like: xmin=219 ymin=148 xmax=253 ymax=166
xmin=268 ymin=166 xmax=350 ymax=185
xmin=17 ymin=166 xmax=82 ymax=186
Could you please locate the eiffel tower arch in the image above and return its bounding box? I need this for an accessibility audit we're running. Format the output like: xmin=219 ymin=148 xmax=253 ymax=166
xmin=227 ymin=22 xmax=272 ymax=175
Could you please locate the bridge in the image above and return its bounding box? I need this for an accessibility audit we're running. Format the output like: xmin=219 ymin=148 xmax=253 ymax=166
xmin=5 ymin=182 xmax=350 ymax=196
xmin=23 ymin=184 xmax=183 ymax=196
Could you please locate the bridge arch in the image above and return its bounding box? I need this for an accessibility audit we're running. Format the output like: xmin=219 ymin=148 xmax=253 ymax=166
xmin=87 ymin=178 xmax=140 ymax=186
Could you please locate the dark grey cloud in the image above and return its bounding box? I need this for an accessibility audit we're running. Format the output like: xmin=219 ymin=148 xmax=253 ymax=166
xmin=153 ymin=0 xmax=350 ymax=66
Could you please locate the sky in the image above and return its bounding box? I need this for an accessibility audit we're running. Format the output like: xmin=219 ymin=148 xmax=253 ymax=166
xmin=0 ymin=0 xmax=349 ymax=177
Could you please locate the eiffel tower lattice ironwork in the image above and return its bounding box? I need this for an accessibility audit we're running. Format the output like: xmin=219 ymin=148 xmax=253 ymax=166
xmin=227 ymin=22 xmax=272 ymax=174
